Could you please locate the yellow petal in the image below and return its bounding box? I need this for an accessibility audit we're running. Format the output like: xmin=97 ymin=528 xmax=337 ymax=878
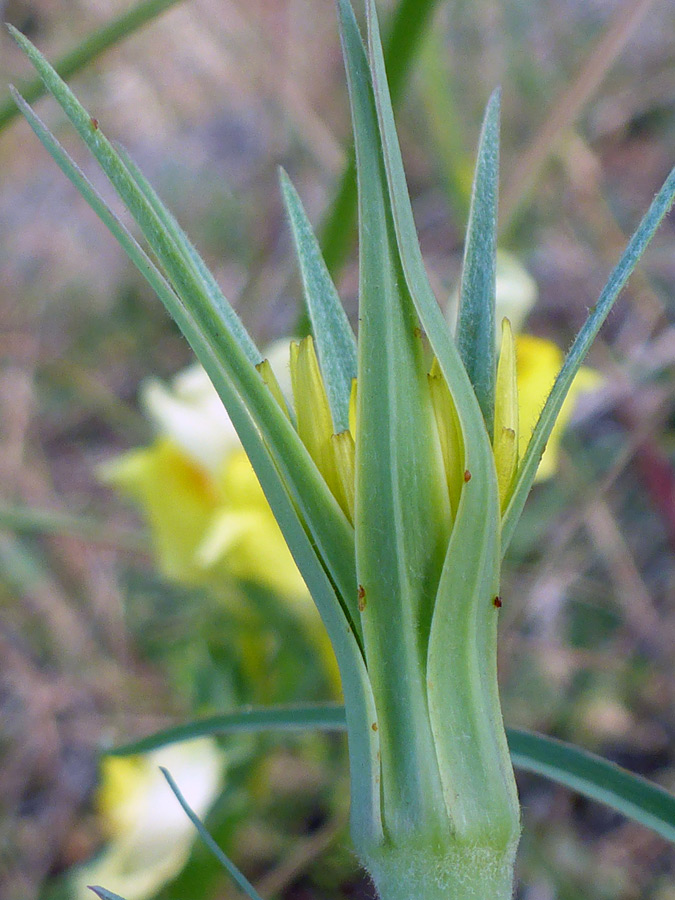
xmin=349 ymin=377 xmax=358 ymax=438
xmin=516 ymin=334 xmax=602 ymax=480
xmin=206 ymin=449 xmax=309 ymax=598
xmin=428 ymin=357 xmax=464 ymax=515
xmin=493 ymin=318 xmax=519 ymax=509
xmin=332 ymin=430 xmax=356 ymax=522
xmin=101 ymin=439 xmax=218 ymax=584
xmin=290 ymin=336 xmax=344 ymax=505
xmin=256 ymin=357 xmax=291 ymax=420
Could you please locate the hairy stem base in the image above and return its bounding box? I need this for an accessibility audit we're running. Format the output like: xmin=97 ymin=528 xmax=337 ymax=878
xmin=364 ymin=839 xmax=517 ymax=900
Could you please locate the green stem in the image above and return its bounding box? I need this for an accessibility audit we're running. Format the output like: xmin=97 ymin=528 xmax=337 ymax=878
xmin=364 ymin=838 xmax=517 ymax=900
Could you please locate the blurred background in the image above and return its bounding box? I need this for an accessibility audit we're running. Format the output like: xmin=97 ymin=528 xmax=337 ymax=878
xmin=1 ymin=0 xmax=675 ymax=898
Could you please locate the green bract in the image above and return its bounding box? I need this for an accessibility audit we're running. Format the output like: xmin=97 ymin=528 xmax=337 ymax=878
xmin=9 ymin=1 xmax=675 ymax=897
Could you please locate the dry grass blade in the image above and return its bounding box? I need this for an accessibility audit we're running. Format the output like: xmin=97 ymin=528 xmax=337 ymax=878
xmin=501 ymin=0 xmax=658 ymax=230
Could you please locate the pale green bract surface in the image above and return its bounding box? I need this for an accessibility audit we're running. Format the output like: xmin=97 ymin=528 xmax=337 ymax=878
xmin=9 ymin=1 xmax=675 ymax=898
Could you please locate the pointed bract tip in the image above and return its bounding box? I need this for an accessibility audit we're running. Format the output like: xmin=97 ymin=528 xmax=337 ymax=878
xmin=6 ymin=21 xmax=27 ymax=46
xmin=486 ymin=85 xmax=502 ymax=116
xmin=88 ymin=887 xmax=128 ymax=900
xmin=277 ymin=165 xmax=291 ymax=191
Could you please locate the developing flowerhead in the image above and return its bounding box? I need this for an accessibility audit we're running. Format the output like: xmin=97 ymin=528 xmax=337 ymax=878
xmin=284 ymin=321 xmax=594 ymax=523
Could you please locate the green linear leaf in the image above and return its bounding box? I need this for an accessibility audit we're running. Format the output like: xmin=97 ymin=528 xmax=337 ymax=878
xmin=320 ymin=0 xmax=443 ymax=278
xmin=455 ymin=88 xmax=500 ymax=438
xmin=361 ymin=0 xmax=489 ymax=452
xmin=340 ymin=0 xmax=450 ymax=834
xmin=10 ymin=88 xmax=361 ymax=659
xmin=10 ymin=86 xmax=386 ymax=796
xmin=279 ymin=168 xmax=357 ymax=433
xmin=117 ymin=705 xmax=675 ymax=844
xmin=364 ymin=0 xmax=516 ymax=841
xmin=11 ymin=80 xmax=382 ymax=845
xmin=501 ymin=163 xmax=675 ymax=555
xmin=0 ymin=0 xmax=184 ymax=132
xmin=110 ymin=704 xmax=349 ymax=756
xmin=161 ymin=767 xmax=266 ymax=900
xmin=9 ymin=31 xmax=360 ymax=628
xmin=508 ymin=729 xmax=675 ymax=845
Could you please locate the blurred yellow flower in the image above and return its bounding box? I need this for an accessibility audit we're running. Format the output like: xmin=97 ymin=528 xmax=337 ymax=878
xmin=73 ymin=739 xmax=223 ymax=900
xmin=105 ymin=437 xmax=307 ymax=598
xmin=495 ymin=251 xmax=601 ymax=482
xmin=107 ymin=319 xmax=599 ymax=593
xmin=103 ymin=343 xmax=341 ymax=692
xmin=515 ymin=333 xmax=601 ymax=481
xmin=103 ymin=342 xmax=306 ymax=600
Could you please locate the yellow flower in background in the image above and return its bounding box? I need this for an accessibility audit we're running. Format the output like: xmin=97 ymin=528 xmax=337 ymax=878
xmin=107 ymin=261 xmax=600 ymax=594
xmin=516 ymin=333 xmax=601 ymax=480
xmin=495 ymin=251 xmax=601 ymax=482
xmin=73 ymin=739 xmax=223 ymax=900
xmin=103 ymin=342 xmax=341 ymax=692
xmin=103 ymin=342 xmax=306 ymax=599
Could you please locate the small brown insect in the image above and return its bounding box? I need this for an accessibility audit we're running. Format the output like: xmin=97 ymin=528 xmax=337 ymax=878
xmin=357 ymin=585 xmax=367 ymax=611
xmin=371 ymin=722 xmax=378 ymax=732
xmin=90 ymin=117 xmax=99 ymax=130
xmin=493 ymin=596 xmax=502 ymax=608
xmin=463 ymin=469 xmax=472 ymax=482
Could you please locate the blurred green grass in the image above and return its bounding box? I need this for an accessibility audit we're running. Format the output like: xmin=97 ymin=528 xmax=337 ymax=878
xmin=1 ymin=1 xmax=675 ymax=898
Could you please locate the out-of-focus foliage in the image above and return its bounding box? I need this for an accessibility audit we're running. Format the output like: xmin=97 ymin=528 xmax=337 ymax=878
xmin=72 ymin=740 xmax=224 ymax=900
xmin=1 ymin=0 xmax=674 ymax=898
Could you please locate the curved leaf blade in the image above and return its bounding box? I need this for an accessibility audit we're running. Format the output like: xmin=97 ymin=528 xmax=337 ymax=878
xmin=161 ymin=767 xmax=266 ymax=900
xmin=11 ymin=49 xmax=383 ymax=841
xmin=280 ymin=168 xmax=357 ymax=433
xmin=364 ymin=0 xmax=516 ymax=842
xmin=509 ymin=729 xmax=675 ymax=845
xmin=9 ymin=31 xmax=360 ymax=627
xmin=110 ymin=704 xmax=349 ymax=756
xmin=115 ymin=705 xmax=675 ymax=844
xmin=456 ymin=89 xmax=500 ymax=437
xmin=502 ymin=163 xmax=675 ymax=555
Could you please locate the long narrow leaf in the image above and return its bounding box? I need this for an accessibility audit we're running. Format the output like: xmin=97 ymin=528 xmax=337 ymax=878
xmin=364 ymin=0 xmax=517 ymax=840
xmin=501 ymin=163 xmax=675 ymax=554
xmin=161 ymin=767 xmax=266 ymax=900
xmin=114 ymin=705 xmax=675 ymax=844
xmin=12 ymin=82 xmax=383 ymax=842
xmin=111 ymin=704 xmax=349 ymax=756
xmin=280 ymin=169 xmax=357 ymax=433
xmin=509 ymin=730 xmax=675 ymax=845
xmin=340 ymin=0 xmax=450 ymax=835
xmin=12 ymin=58 xmax=386 ymax=842
xmin=455 ymin=89 xmax=500 ymax=437
xmin=9 ymin=29 xmax=360 ymax=627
